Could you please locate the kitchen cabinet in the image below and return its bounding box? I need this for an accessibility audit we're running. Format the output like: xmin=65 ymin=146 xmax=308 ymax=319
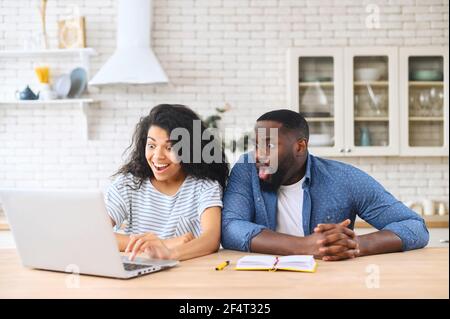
xmin=344 ymin=47 xmax=399 ymax=156
xmin=399 ymin=47 xmax=449 ymax=156
xmin=287 ymin=47 xmax=344 ymax=157
xmin=287 ymin=46 xmax=449 ymax=157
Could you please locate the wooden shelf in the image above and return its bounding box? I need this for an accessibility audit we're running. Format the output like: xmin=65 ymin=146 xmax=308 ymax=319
xmin=355 ymin=215 xmax=449 ymax=229
xmin=305 ymin=117 xmax=334 ymax=122
xmin=0 ymin=48 xmax=97 ymax=58
xmin=299 ymin=82 xmax=334 ymax=87
xmin=354 ymin=81 xmax=388 ymax=86
xmin=354 ymin=117 xmax=389 ymax=121
xmin=409 ymin=81 xmax=444 ymax=87
xmin=409 ymin=117 xmax=444 ymax=122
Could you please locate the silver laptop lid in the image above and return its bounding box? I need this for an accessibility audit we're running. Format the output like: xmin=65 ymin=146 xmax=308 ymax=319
xmin=0 ymin=189 xmax=127 ymax=278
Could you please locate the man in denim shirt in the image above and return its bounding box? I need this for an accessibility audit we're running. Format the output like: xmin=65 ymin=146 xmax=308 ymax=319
xmin=221 ymin=110 xmax=429 ymax=261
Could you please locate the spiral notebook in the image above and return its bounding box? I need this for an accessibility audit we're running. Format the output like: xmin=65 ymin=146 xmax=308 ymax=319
xmin=235 ymin=255 xmax=317 ymax=273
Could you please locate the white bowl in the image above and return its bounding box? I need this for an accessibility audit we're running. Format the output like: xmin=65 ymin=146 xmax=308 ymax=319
xmin=309 ymin=134 xmax=333 ymax=146
xmin=355 ymin=68 xmax=381 ymax=81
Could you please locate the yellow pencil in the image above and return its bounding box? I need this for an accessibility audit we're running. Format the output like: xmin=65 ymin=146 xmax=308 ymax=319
xmin=215 ymin=260 xmax=230 ymax=271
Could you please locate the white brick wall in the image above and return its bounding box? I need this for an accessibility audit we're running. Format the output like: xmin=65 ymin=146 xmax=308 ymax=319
xmin=0 ymin=0 xmax=448 ymax=209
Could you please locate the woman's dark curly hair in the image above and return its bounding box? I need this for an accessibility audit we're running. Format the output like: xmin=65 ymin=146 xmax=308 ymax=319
xmin=114 ymin=104 xmax=229 ymax=190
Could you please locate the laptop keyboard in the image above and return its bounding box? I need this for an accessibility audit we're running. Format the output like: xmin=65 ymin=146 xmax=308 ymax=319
xmin=123 ymin=263 xmax=152 ymax=271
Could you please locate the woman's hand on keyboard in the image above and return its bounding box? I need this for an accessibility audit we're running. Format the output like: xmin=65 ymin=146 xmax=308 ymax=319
xmin=126 ymin=233 xmax=177 ymax=261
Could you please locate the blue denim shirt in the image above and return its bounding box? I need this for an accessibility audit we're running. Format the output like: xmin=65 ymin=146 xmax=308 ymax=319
xmin=221 ymin=152 xmax=429 ymax=252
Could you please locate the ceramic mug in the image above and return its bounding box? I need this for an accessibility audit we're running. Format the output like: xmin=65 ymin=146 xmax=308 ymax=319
xmin=39 ymin=84 xmax=57 ymax=100
xmin=39 ymin=89 xmax=57 ymax=100
xmin=438 ymin=203 xmax=447 ymax=216
xmin=422 ymin=199 xmax=435 ymax=216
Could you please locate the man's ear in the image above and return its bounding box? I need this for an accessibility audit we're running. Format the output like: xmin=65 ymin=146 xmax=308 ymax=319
xmin=295 ymin=138 xmax=308 ymax=155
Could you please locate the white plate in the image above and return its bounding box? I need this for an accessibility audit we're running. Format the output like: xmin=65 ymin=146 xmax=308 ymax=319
xmin=53 ymin=74 xmax=71 ymax=99
xmin=68 ymin=67 xmax=87 ymax=98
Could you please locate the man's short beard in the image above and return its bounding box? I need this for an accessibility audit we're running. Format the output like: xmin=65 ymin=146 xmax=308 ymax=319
xmin=259 ymin=165 xmax=287 ymax=192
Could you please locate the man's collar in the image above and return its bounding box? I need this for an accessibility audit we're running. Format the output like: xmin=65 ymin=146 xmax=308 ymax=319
xmin=303 ymin=152 xmax=312 ymax=186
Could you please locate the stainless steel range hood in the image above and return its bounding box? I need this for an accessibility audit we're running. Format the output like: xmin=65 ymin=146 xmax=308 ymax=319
xmin=89 ymin=0 xmax=168 ymax=85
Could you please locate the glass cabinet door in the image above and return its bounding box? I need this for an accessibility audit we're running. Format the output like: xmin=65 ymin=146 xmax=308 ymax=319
xmin=344 ymin=47 xmax=399 ymax=156
xmin=400 ymin=47 xmax=449 ymax=156
xmin=287 ymin=48 xmax=344 ymax=156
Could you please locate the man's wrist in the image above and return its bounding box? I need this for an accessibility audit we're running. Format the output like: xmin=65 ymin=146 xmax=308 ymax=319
xmin=355 ymin=235 xmax=365 ymax=257
xmin=289 ymin=236 xmax=312 ymax=255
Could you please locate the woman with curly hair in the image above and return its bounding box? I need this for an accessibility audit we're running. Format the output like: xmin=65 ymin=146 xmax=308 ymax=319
xmin=105 ymin=104 xmax=229 ymax=261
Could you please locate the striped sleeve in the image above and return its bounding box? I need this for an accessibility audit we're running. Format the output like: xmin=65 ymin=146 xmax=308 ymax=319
xmin=197 ymin=180 xmax=223 ymax=217
xmin=104 ymin=177 xmax=129 ymax=229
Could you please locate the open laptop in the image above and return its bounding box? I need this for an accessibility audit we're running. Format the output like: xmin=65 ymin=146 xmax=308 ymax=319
xmin=0 ymin=189 xmax=178 ymax=279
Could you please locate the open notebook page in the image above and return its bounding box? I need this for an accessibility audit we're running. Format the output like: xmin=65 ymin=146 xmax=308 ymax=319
xmin=236 ymin=256 xmax=277 ymax=269
xmin=277 ymin=255 xmax=316 ymax=271
xmin=236 ymin=255 xmax=317 ymax=272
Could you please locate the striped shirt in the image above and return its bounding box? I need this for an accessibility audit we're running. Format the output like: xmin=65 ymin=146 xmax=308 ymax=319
xmin=105 ymin=173 xmax=223 ymax=238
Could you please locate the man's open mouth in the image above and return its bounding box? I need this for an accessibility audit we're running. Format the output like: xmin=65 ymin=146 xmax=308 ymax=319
xmin=257 ymin=164 xmax=271 ymax=181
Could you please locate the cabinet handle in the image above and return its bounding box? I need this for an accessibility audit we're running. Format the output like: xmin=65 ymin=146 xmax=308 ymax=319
xmin=339 ymin=148 xmax=345 ymax=153
xmin=345 ymin=148 xmax=352 ymax=153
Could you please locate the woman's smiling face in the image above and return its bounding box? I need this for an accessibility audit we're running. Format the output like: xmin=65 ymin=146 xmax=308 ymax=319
xmin=145 ymin=125 xmax=183 ymax=182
